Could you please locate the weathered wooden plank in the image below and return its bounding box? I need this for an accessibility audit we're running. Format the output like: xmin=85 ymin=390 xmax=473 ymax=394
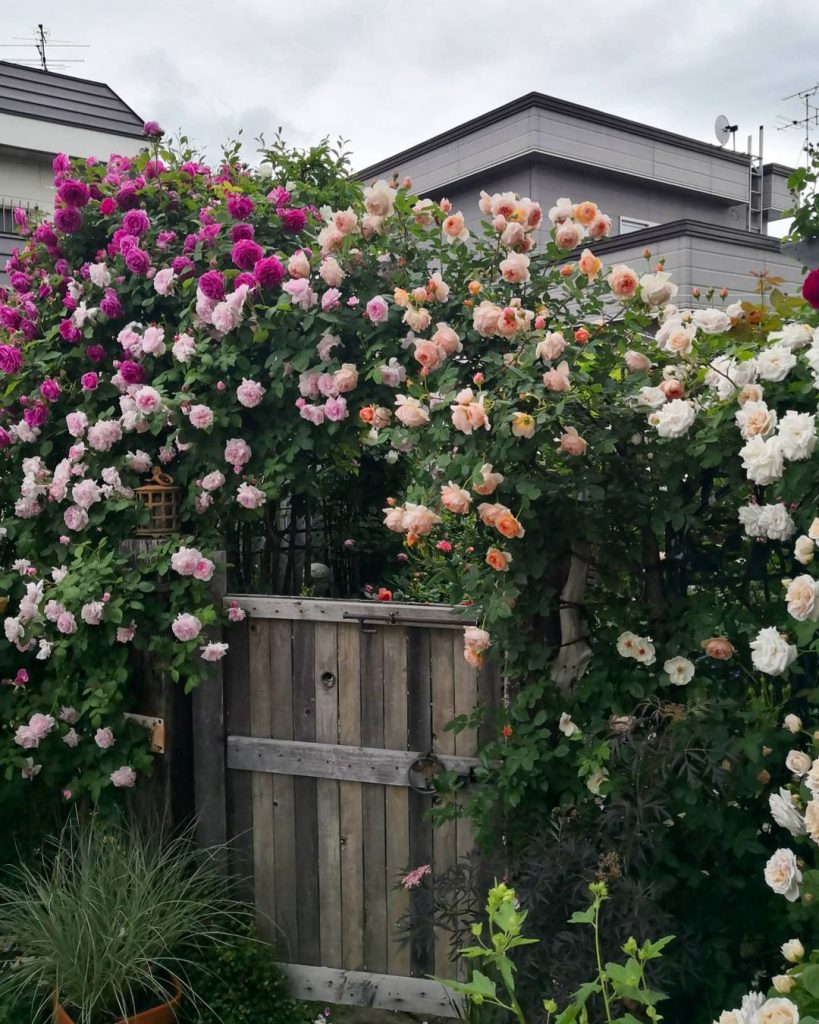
xmin=278 ymin=963 xmax=462 ymax=1017
xmin=453 ymin=632 xmax=478 ymax=865
xmin=337 ymin=623 xmax=365 ymax=971
xmin=269 ymin=620 xmax=298 ymax=961
xmin=477 ymin=656 xmax=502 ymax=748
xmin=223 ymin=618 xmax=252 ymax=895
xmin=249 ymin=620 xmax=276 ymax=943
xmin=383 ymin=628 xmax=411 ymax=976
xmin=314 ymin=622 xmax=342 ymax=969
xmin=431 ymin=630 xmax=457 ymax=978
xmin=227 ymin=736 xmax=481 ymax=784
xmin=360 ymin=627 xmax=387 ymax=974
xmin=407 ymin=628 xmax=434 ymax=977
xmin=292 ymin=621 xmax=320 ymax=966
xmin=225 ymin=595 xmax=476 ymax=627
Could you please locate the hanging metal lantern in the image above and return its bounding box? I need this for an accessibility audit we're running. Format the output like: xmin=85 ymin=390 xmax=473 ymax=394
xmin=134 ymin=467 xmax=181 ymax=537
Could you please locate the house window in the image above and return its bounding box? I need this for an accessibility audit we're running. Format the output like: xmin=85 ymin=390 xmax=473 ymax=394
xmin=619 ymin=216 xmax=658 ymax=235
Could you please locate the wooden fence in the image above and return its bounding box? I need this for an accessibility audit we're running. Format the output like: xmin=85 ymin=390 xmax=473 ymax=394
xmin=193 ymin=595 xmax=501 ymax=1016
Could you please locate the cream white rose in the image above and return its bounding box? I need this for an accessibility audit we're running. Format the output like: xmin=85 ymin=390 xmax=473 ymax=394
xmin=651 ymin=399 xmax=696 ymax=438
xmin=639 ymin=271 xmax=678 ymax=307
xmin=751 ymin=996 xmax=800 ymax=1024
xmin=757 ymin=345 xmax=797 ymax=382
xmin=693 ymin=307 xmax=732 ymax=334
xmin=763 ymin=850 xmax=802 ymax=902
xmin=705 ymin=355 xmax=758 ymax=399
xmin=785 ymin=750 xmax=812 ymax=776
xmin=664 ymin=655 xmax=695 ymax=685
xmin=750 ymin=627 xmax=797 ymax=675
xmin=806 ymin=758 xmax=819 ymax=796
xmin=784 ymin=713 xmax=803 ymax=733
xmin=785 ymin=574 xmax=819 ymax=622
xmin=736 ymin=401 xmax=777 ymax=439
xmin=778 ymin=410 xmax=817 ymax=461
xmin=756 ymin=504 xmax=796 ymax=542
xmin=794 ymin=536 xmax=815 ymax=565
xmin=805 ymin=799 xmax=819 ymax=843
xmin=740 ymin=435 xmax=784 ymax=485
xmin=781 ymin=938 xmax=804 ymax=963
xmin=769 ymin=788 xmax=806 ymax=836
xmin=559 ymin=712 xmax=579 ymax=737
xmin=771 ymin=977 xmax=796 ymax=995
xmin=636 ymin=386 xmax=667 ymax=409
xmin=768 ymin=322 xmax=814 ymax=350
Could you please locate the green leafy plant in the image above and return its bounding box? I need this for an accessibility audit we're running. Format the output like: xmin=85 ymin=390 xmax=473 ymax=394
xmin=0 ymin=815 xmax=245 ymax=1023
xmin=786 ymin=146 xmax=819 ymax=242
xmin=438 ymin=882 xmax=672 ymax=1024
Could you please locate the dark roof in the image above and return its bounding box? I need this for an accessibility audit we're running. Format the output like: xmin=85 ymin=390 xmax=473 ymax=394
xmin=588 ymin=219 xmax=784 ymax=255
xmin=357 ymin=91 xmax=751 ymax=180
xmin=0 ymin=61 xmax=144 ymax=138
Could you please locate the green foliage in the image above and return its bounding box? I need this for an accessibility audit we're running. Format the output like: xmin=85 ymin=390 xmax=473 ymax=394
xmin=0 ymin=815 xmax=246 ymax=1024
xmin=786 ymin=146 xmax=819 ymax=242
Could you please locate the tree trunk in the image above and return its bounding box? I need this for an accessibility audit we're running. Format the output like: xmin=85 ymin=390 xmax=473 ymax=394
xmin=550 ymin=542 xmax=593 ymax=697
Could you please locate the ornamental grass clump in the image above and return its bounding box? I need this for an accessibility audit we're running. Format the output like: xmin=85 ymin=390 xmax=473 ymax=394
xmin=0 ymin=815 xmax=246 ymax=1023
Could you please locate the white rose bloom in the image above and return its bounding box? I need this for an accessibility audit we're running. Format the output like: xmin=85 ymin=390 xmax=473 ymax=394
xmin=750 ymin=627 xmax=797 ymax=675
xmin=636 ymin=386 xmax=667 ymax=409
xmin=756 ymin=504 xmax=796 ymax=542
xmin=769 ymin=789 xmax=806 ymax=837
xmin=794 ymin=535 xmax=815 ymax=565
xmin=559 ymin=712 xmax=579 ymax=737
xmin=735 ymin=401 xmax=777 ymax=440
xmin=763 ymin=850 xmax=802 ymax=902
xmin=751 ymin=996 xmax=800 ymax=1024
xmin=810 ymin=518 xmax=819 ymax=541
xmin=805 ymin=758 xmax=819 ymax=796
xmin=804 ymin=343 xmax=819 ymax=384
xmin=726 ymin=301 xmax=745 ymax=319
xmin=757 ymin=345 xmax=797 ymax=382
xmin=616 ymin=631 xmax=639 ymax=657
xmin=693 ymin=307 xmax=732 ymax=334
xmin=651 ymin=399 xmax=696 ymax=438
xmin=783 ymin=714 xmax=803 ymax=733
xmin=781 ymin=938 xmax=804 ymax=963
xmin=705 ymin=356 xmax=757 ymax=400
xmin=738 ymin=504 xmax=766 ymax=537
xmin=639 ymin=271 xmax=678 ymax=307
xmin=715 ymin=1011 xmax=743 ymax=1024
xmin=778 ymin=410 xmax=817 ymax=461
xmin=785 ymin=574 xmax=819 ymax=621
xmin=785 ymin=750 xmax=813 ymax=776
xmin=742 ymin=993 xmax=766 ymax=1023
xmin=664 ymin=655 xmax=695 ymax=685
xmin=740 ymin=435 xmax=784 ymax=485
xmin=632 ymin=636 xmax=656 ymax=665
xmin=768 ymin=323 xmax=814 ymax=351
xmin=771 ymin=977 xmax=796 ymax=995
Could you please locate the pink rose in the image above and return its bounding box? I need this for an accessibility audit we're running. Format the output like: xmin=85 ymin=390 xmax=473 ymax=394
xmin=60 ymin=706 xmax=79 ymax=724
xmin=200 ymin=470 xmax=225 ymax=491
xmin=94 ymin=727 xmax=116 ymax=749
xmin=607 ymin=264 xmax=639 ymax=299
xmin=333 ymin=364 xmax=358 ymax=393
xmin=110 ymin=765 xmax=137 ymax=787
xmin=236 ymin=378 xmax=266 ymax=408
xmin=319 ymin=257 xmax=345 ymax=287
xmin=535 ymin=332 xmax=567 ymax=362
xmin=172 ymin=612 xmax=203 ymax=641
xmin=87 ymin=419 xmax=123 ymax=452
xmin=134 ymin=386 xmax=162 ymax=415
xmin=224 ymin=438 xmax=251 ymax=469
xmin=432 ymin=323 xmax=461 ymax=356
xmin=29 ymin=713 xmax=56 ymax=740
xmin=543 ymin=362 xmax=571 ymax=392
xmin=395 ymin=395 xmax=429 ymax=428
xmin=153 ymin=267 xmax=176 ymax=295
xmin=71 ymin=479 xmax=101 ymax=509
xmin=66 ymin=411 xmax=88 ymax=437
xmin=625 ymin=350 xmax=651 ymax=373
xmin=441 ymin=482 xmax=472 ymax=514
xmin=63 ymin=728 xmax=79 ymax=748
xmin=194 ymin=558 xmax=215 ymax=582
xmin=63 ymin=505 xmax=89 ymax=531
xmin=323 ymin=396 xmax=348 ymax=422
xmin=236 ymin=483 xmax=266 ymax=509
xmin=116 ymin=625 xmax=136 ymax=643
xmin=81 ymin=601 xmax=104 ymax=625
xmin=172 ymin=333 xmax=196 ymax=362
xmin=14 ymin=726 xmax=38 ymax=749
xmin=200 ymin=642 xmax=229 ymax=662
xmin=171 ymin=546 xmax=200 ymax=576
xmin=189 ymin=404 xmax=214 ymax=429
xmin=413 ymin=339 xmax=444 ymax=372
xmin=554 ymin=221 xmax=584 ymax=251
xmin=322 ymin=287 xmax=342 ymax=311
xmin=366 ymin=295 xmax=390 ymax=323
xmin=287 ymin=251 xmax=311 ymax=278
xmin=56 ymin=611 xmax=78 ymax=634
xmin=140 ymin=325 xmax=166 ymax=356
xmin=227 ymin=601 xmax=246 ymax=623
xmin=557 ymin=427 xmax=587 ymax=456
xmin=282 ymin=278 xmax=317 ymax=309
xmin=472 ymin=301 xmax=502 ymax=337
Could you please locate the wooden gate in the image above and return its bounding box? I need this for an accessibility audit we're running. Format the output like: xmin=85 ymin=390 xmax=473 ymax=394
xmin=193 ymin=595 xmax=500 ymax=1016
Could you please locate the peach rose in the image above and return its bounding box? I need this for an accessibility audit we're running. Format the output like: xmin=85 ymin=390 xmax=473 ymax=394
xmin=319 ymin=256 xmax=345 ymax=287
xmin=478 ymin=502 xmax=505 ymax=527
xmin=442 ymin=211 xmax=469 ymax=243
xmin=383 ymin=506 xmax=406 ymax=532
xmin=701 ymin=636 xmax=735 ymax=660
xmin=426 ymin=272 xmax=450 ymax=302
xmin=332 ymin=208 xmax=358 ymax=234
xmin=786 ymin=575 xmax=819 ymax=622
xmin=473 ymin=301 xmax=502 ymax=337
xmin=587 ymin=212 xmax=612 ymax=239
xmin=607 ymin=264 xmax=639 ymax=299
xmin=432 ymin=323 xmax=461 ymax=355
xmin=543 ymin=361 xmax=571 ymax=392
xmin=473 ymin=463 xmax=504 ymax=495
xmin=536 ymin=332 xmax=567 ymax=362
xmin=333 ymin=363 xmax=359 ymax=393
xmin=402 ymin=503 xmax=442 ymax=537
xmin=557 ymin=427 xmax=587 ymax=456
xmin=578 ymin=248 xmax=602 ymax=280
xmin=441 ymin=482 xmax=471 ymax=515
xmin=496 ymin=510 xmax=525 ymax=539
xmin=554 ymin=220 xmax=584 ymax=251
xmin=372 ymin=406 xmax=391 ymax=430
xmin=464 ymin=648 xmax=484 ymax=668
xmin=574 ymin=201 xmax=599 ymax=226
xmin=625 ymin=350 xmax=651 ymax=373
xmin=659 ymin=378 xmax=685 ymax=400
xmin=412 ymin=198 xmax=435 ymax=226
xmin=463 ymin=626 xmax=491 ymax=652
xmin=393 ymin=287 xmax=410 ymax=308
xmin=500 ymin=221 xmax=526 ymax=249
xmin=499 ymin=251 xmax=531 ymax=284
xmin=486 ymin=547 xmax=512 ymax=571
xmin=413 ymin=339 xmax=444 ymax=372
xmin=287 ymin=251 xmax=311 ymax=278
xmin=737 ymin=383 xmax=765 ymax=406
xmin=394 ymin=395 xmax=429 ymax=428
xmin=403 ymin=307 xmax=432 ymax=333
xmin=511 ymin=412 xmax=536 ymax=438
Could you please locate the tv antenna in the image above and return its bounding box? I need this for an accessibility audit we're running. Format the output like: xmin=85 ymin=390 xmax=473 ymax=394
xmin=777 ymin=82 xmax=819 ymax=161
xmin=0 ymin=24 xmax=88 ymax=72
xmin=714 ymin=114 xmax=738 ymax=150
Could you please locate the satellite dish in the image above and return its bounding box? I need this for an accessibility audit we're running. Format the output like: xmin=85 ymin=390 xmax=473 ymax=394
xmin=714 ymin=114 xmax=738 ymax=147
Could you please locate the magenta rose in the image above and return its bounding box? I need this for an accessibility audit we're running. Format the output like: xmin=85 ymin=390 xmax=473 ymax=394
xmin=23 ymin=404 xmax=47 ymax=428
xmin=81 ymin=372 xmax=99 ymax=391
xmin=0 ymin=345 xmax=23 ymax=374
xmin=119 ymin=360 xmax=143 ymax=385
xmin=86 ymin=345 xmax=106 ymax=363
xmin=100 ymin=289 xmax=123 ymax=319
xmin=231 ymin=223 xmax=255 ymax=242
xmin=122 ymin=209 xmax=150 ymax=236
xmin=56 ymin=179 xmax=90 ymax=208
xmin=143 ymin=120 xmax=163 ymax=137
xmin=0 ymin=427 xmax=11 ymax=448
xmin=40 ymin=378 xmax=61 ymax=402
xmin=254 ymin=255 xmax=285 ymax=288
xmin=231 ymin=239 xmax=264 ymax=270
xmin=804 ymin=268 xmax=819 ymax=309
xmin=279 ymin=207 xmax=307 ymax=233
xmin=54 ymin=207 xmax=83 ymax=234
xmin=227 ymin=193 xmax=254 ymax=219
xmin=198 ymin=270 xmax=225 ymax=301
xmin=58 ymin=320 xmax=81 ymax=343
xmin=125 ymin=248 xmax=151 ymax=275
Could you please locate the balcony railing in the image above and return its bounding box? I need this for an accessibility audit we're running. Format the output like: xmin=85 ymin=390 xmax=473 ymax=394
xmin=0 ymin=199 xmax=45 ymax=235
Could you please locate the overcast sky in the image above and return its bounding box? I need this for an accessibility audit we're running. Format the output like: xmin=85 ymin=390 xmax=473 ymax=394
xmin=3 ymin=0 xmax=819 ymax=176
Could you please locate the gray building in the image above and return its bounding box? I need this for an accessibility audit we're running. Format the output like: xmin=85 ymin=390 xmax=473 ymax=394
xmin=358 ymin=92 xmax=802 ymax=302
xmin=0 ymin=61 xmax=145 ymax=270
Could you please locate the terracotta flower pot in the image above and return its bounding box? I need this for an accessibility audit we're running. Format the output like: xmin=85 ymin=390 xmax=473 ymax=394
xmin=52 ymin=979 xmax=182 ymax=1024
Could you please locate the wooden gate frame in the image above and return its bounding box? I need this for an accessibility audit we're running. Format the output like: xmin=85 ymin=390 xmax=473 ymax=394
xmin=193 ymin=595 xmax=498 ymax=1017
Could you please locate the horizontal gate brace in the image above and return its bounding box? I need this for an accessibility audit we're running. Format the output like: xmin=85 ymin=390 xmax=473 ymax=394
xmin=223 ymin=594 xmax=476 ymax=627
xmin=341 ymin=609 xmax=467 ymax=631
xmin=227 ymin=735 xmax=481 ymax=787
